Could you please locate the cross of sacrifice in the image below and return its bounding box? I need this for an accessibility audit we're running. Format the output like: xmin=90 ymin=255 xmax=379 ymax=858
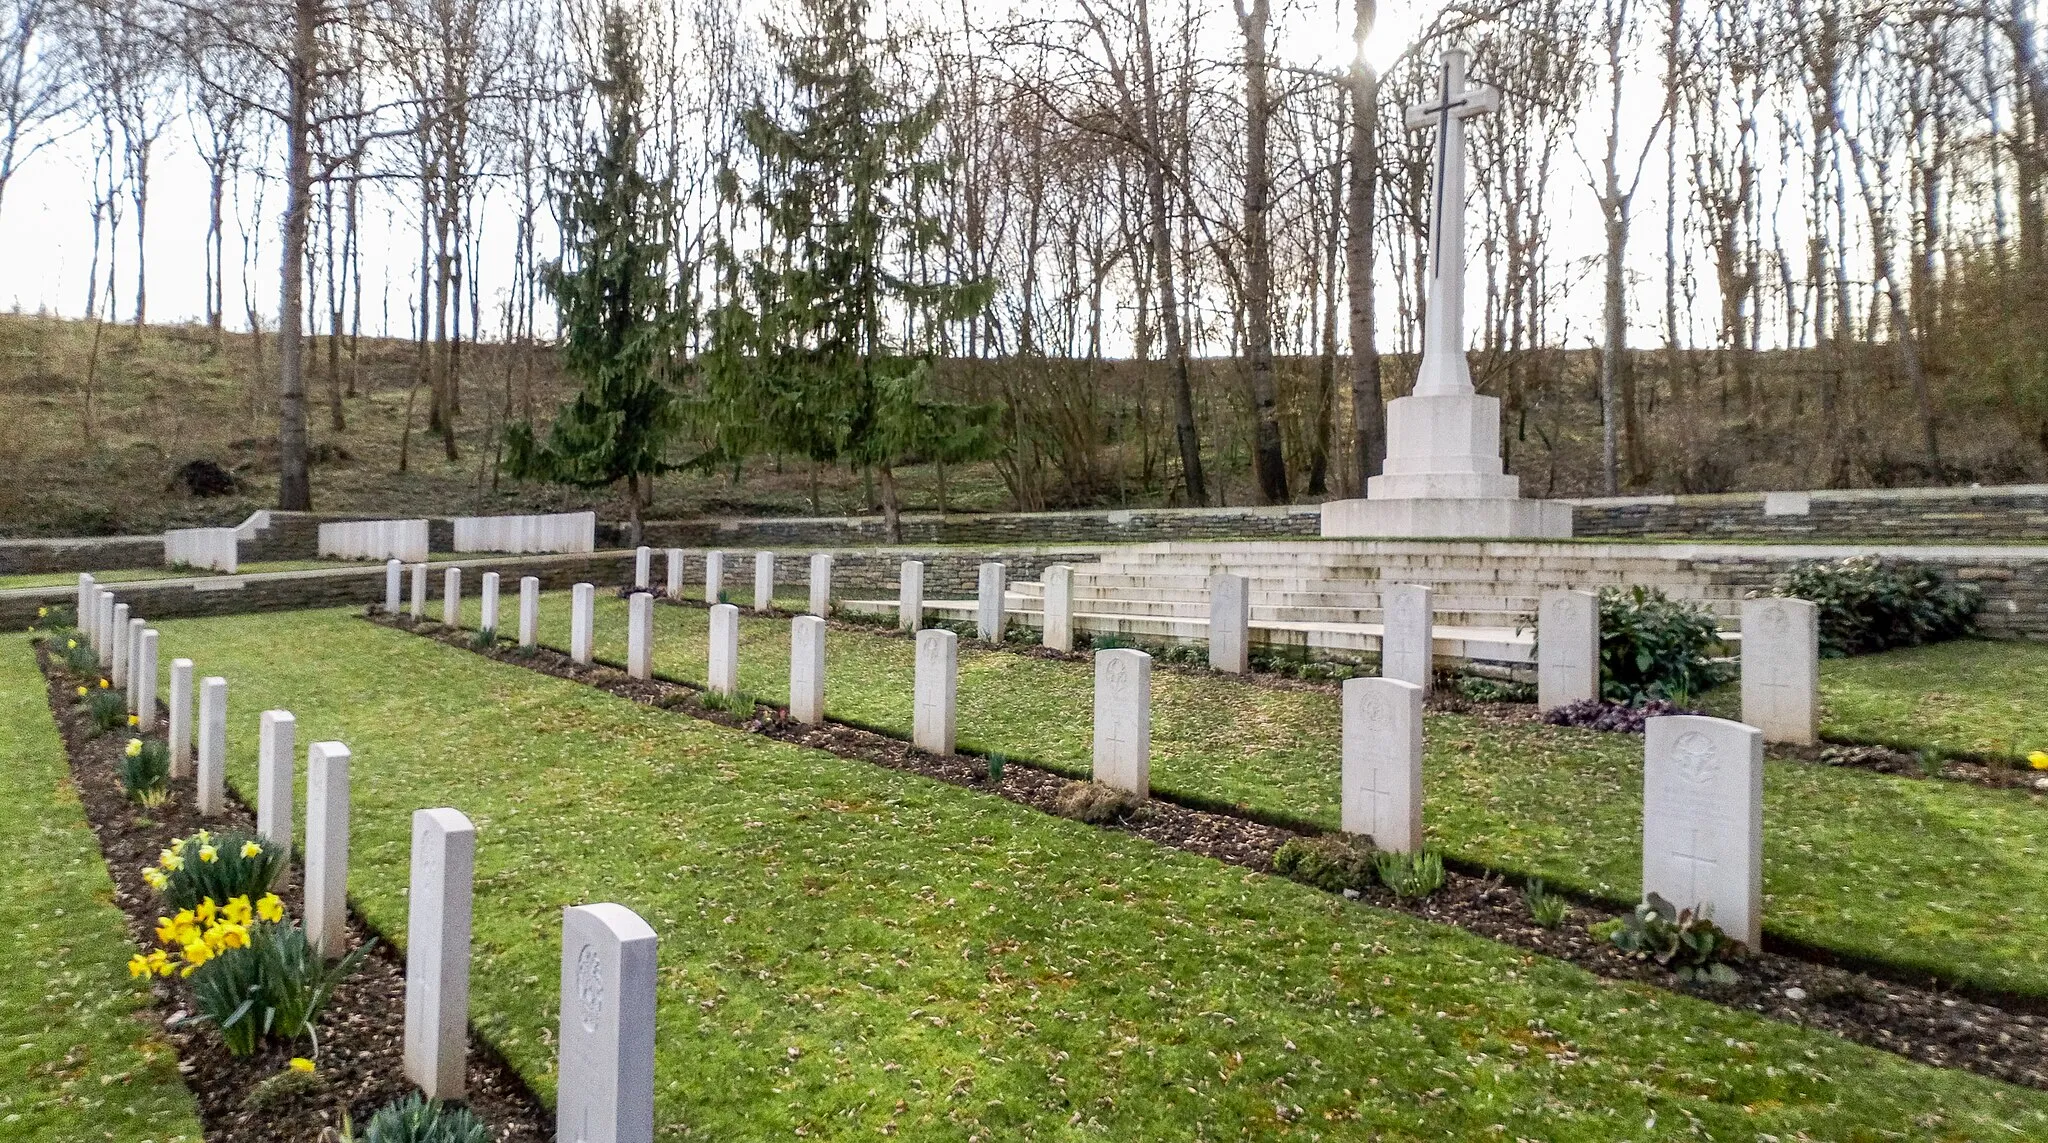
xmin=1403 ymin=46 xmax=1498 ymax=397
xmin=1668 ymin=825 xmax=1719 ymax=907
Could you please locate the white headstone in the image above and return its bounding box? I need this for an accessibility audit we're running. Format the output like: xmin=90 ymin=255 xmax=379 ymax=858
xmin=633 ymin=546 xmax=651 ymax=590
xmin=385 ymin=559 xmax=403 ymax=614
xmin=557 ymin=903 xmax=658 ymax=1143
xmin=1741 ymin=597 xmax=1818 ymax=745
xmin=913 ymin=628 xmax=957 ymax=755
xmin=133 ymin=630 xmax=158 ymax=732
xmin=443 ymin=567 xmax=463 ymax=627
xmin=790 ymin=615 xmax=826 ymax=725
xmin=808 ymin=553 xmax=834 ymax=617
xmin=754 ymin=551 xmax=775 ymax=612
xmin=124 ymin=616 xmax=144 ymax=701
xmin=1041 ymin=565 xmax=1075 ymax=652
xmin=480 ymin=572 xmax=501 ymax=634
xmin=1538 ymin=589 xmax=1600 ymax=710
xmin=519 ymin=576 xmax=540 ymax=647
xmin=571 ymin=583 xmax=596 ymax=664
xmin=1643 ymin=715 xmax=1763 ymax=947
xmin=76 ymin=573 xmax=94 ymax=628
xmin=305 ymin=741 xmax=351 ymax=960
xmin=95 ymin=591 xmax=115 ymax=666
xmin=1208 ymin=573 xmax=1249 ymax=674
xmin=1380 ymin=584 xmax=1433 ymax=693
xmin=111 ymin=603 xmax=130 ymax=686
xmin=196 ymin=677 xmax=227 ymax=817
xmin=1092 ymin=649 xmax=1151 ymax=796
xmin=898 ymin=560 xmax=924 ymax=632
xmin=627 ymin=593 xmax=654 ymax=679
xmin=708 ymin=603 xmax=739 ymax=696
xmin=257 ymin=710 xmax=296 ymax=856
xmin=1341 ymin=677 xmax=1424 ymax=853
xmin=705 ymin=551 xmax=725 ymax=604
xmin=404 ymin=807 xmax=475 ymax=1101
xmin=665 ymin=549 xmax=684 ymax=599
xmin=410 ymin=563 xmax=428 ymax=619
xmin=976 ymin=562 xmax=1006 ymax=641
xmin=168 ymin=658 xmax=193 ymax=778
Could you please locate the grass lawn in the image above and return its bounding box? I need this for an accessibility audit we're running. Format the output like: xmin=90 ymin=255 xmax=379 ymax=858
xmin=145 ymin=608 xmax=2048 ymax=1139
xmin=490 ymin=592 xmax=2048 ymax=1001
xmin=0 ymin=559 xmax=398 ymax=592
xmin=0 ymin=638 xmax=203 ymax=1141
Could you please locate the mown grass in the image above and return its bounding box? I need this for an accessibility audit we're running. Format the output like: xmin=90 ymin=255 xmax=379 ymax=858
xmin=0 ymin=559 xmax=404 ymax=592
xmin=144 ymin=608 xmax=2048 ymax=1139
xmin=0 ymin=638 xmax=202 ymax=1141
xmin=487 ymin=591 xmax=2048 ymax=1000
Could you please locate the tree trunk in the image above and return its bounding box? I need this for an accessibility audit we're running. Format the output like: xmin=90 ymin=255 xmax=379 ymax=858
xmin=1132 ymin=0 xmax=1204 ymax=507
xmin=879 ymin=463 xmax=902 ymax=544
xmin=1599 ymin=210 xmax=1625 ymax=495
xmin=1346 ymin=0 xmax=1384 ymax=495
xmin=275 ymin=0 xmax=315 ymax=512
xmin=1237 ymin=0 xmax=1287 ymax=504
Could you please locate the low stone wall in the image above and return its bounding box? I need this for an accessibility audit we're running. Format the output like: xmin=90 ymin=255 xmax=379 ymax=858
xmin=1570 ymin=486 xmax=2048 ymax=541
xmin=0 ymin=534 xmax=164 ymax=576
xmin=630 ymin=506 xmax=1325 ymax=550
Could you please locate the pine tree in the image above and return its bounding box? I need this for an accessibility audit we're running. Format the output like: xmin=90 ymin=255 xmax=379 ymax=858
xmin=702 ymin=0 xmax=996 ymax=541
xmin=502 ymin=11 xmax=682 ymax=545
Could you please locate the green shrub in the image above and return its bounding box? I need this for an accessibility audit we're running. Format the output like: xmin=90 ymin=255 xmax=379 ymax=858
xmin=469 ymin=626 xmax=498 ymax=650
xmin=1270 ymin=834 xmax=1378 ymax=894
xmin=63 ymin=638 xmax=99 ymax=675
xmin=1776 ymin=557 xmax=1980 ymax=657
xmin=701 ymin=688 xmax=758 ymax=716
xmin=1524 ymin=878 xmax=1570 ymax=928
xmin=353 ymin=1093 xmax=492 ymax=1143
xmin=146 ymin=830 xmax=286 ymax=912
xmin=1454 ymin=673 xmax=1535 ymax=703
xmin=30 ymin=604 xmax=74 ymax=630
xmin=1373 ymin=850 xmax=1447 ymax=900
xmin=119 ymin=737 xmax=171 ymax=807
xmin=81 ymin=685 xmax=127 ymax=734
xmin=1052 ymin=781 xmax=1144 ymax=824
xmin=187 ymin=920 xmax=372 ymax=1056
xmin=1596 ymin=893 xmax=1745 ymax=983
xmin=1598 ymin=586 xmax=1728 ymax=704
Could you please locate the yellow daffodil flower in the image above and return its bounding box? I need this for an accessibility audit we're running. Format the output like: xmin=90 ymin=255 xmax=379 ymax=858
xmin=195 ymin=899 xmax=216 ymax=924
xmin=181 ymin=941 xmax=212 ymax=969
xmin=221 ymin=897 xmax=253 ymax=925
xmin=65 ymin=639 xmax=76 ymax=649
xmin=141 ymin=867 xmax=168 ymax=890
xmin=2030 ymin=750 xmax=2048 ymax=771
xmin=194 ymin=829 xmax=212 ymax=843
xmin=154 ymin=916 xmax=178 ymax=944
xmin=126 ymin=714 xmax=139 ymax=727
xmin=124 ymin=738 xmax=143 ymax=757
xmin=288 ymin=1057 xmax=316 ymax=1074
xmin=159 ymin=851 xmax=183 ymax=872
xmin=198 ymin=844 xmax=218 ymax=864
xmin=98 ymin=679 xmax=109 ymax=688
xmin=147 ymin=949 xmax=173 ymax=977
xmin=74 ymin=685 xmax=86 ymax=697
xmin=128 ymin=954 xmax=150 ymax=978
xmin=214 ymin=923 xmax=248 ymax=950
xmin=256 ymin=893 xmax=285 ymax=924
xmin=37 ymin=607 xmax=47 ymax=617
xmin=240 ymin=841 xmax=262 ymax=859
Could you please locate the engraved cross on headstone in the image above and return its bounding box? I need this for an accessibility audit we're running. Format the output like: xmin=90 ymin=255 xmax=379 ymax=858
xmin=1668 ymin=826 xmax=1719 ymax=907
xmin=1403 ymin=46 xmax=1497 ymax=398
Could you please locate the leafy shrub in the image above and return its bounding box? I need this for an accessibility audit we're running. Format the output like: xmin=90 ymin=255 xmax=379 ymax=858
xmin=1776 ymin=557 xmax=1980 ymax=657
xmin=63 ymin=638 xmax=99 ymax=675
xmin=1374 ymin=850 xmax=1446 ymax=900
xmin=1453 ymin=673 xmax=1535 ymax=703
xmin=1523 ymin=878 xmax=1570 ymax=928
xmin=1598 ymin=587 xmax=1729 ymax=703
xmin=1541 ymin=698 xmax=1702 ymax=734
xmin=1248 ymin=645 xmax=1375 ymax=682
xmin=1053 ymin=781 xmax=1144 ymax=824
xmin=142 ymin=830 xmax=286 ymax=912
xmin=1596 ymin=893 xmax=1745 ymax=983
xmin=183 ymin=914 xmax=371 ymax=1056
xmin=81 ymin=684 xmax=127 ymax=734
xmin=119 ymin=737 xmax=171 ymax=806
xmin=1270 ymin=834 xmax=1378 ymax=894
xmin=353 ymin=1093 xmax=493 ymax=1143
xmin=32 ymin=604 xmax=75 ymax=630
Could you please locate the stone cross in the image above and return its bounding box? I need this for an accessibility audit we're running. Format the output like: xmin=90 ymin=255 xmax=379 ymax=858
xmin=665 ymin=549 xmax=684 ymax=599
xmin=480 ymin=572 xmax=501 ymax=634
xmin=1740 ymin=597 xmax=1818 ymax=745
xmin=898 ymin=561 xmax=925 ymax=632
xmin=790 ymin=615 xmax=826 ymax=725
xmin=557 ymin=903 xmax=658 ymax=1143
xmin=405 ymin=807 xmax=476 ymax=1101
xmin=976 ymin=562 xmax=1007 ymax=642
xmin=443 ymin=567 xmax=463 ymax=628
xmin=196 ymin=677 xmax=227 ymax=817
xmin=1093 ymin=649 xmax=1152 ymax=796
xmin=1380 ymin=584 xmax=1434 ymax=693
xmin=626 ymin=593 xmax=654 ymax=680
xmin=257 ymin=710 xmax=297 ymax=857
xmin=705 ymin=551 xmax=725 ymax=605
xmin=1643 ymin=714 xmax=1763 ymax=946
xmin=385 ymin=559 xmax=403 ymax=614
xmin=111 ymin=603 xmax=130 ymax=686
xmin=913 ymin=628 xmax=958 ymax=755
xmin=808 ymin=553 xmax=834 ymax=618
xmin=411 ymin=564 xmax=429 ymax=619
xmin=754 ymin=551 xmax=776 ymax=612
xmin=1537 ymin=589 xmax=1600 ymax=710
xmin=1208 ymin=573 xmax=1249 ymax=674
xmin=633 ymin=546 xmax=651 ymax=590
xmin=708 ymin=603 xmax=740 ymax=695
xmin=1041 ymin=565 xmax=1075 ymax=652
xmin=1403 ymin=45 xmax=1497 ymax=398
xmin=133 ymin=630 xmax=159 ymax=732
xmin=519 ymin=577 xmax=541 ymax=648
xmin=1341 ymin=677 xmax=1424 ymax=853
xmin=305 ymin=740 xmax=351 ymax=960
xmin=168 ymin=658 xmax=194 ymax=778
xmin=571 ymin=583 xmax=596 ymax=665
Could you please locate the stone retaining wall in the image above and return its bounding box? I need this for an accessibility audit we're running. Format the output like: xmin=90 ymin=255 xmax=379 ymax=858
xmin=628 ymin=506 xmax=1324 ymax=550
xmin=1569 ymin=486 xmax=2048 ymax=541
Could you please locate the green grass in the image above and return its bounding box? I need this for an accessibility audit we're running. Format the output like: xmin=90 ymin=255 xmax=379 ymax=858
xmin=144 ymin=608 xmax=2048 ymax=1139
xmin=1699 ymin=638 xmax=2048 ymax=764
xmin=0 ymin=638 xmax=202 ymax=1141
xmin=0 ymin=559 xmax=402 ymax=592
xmin=485 ymin=592 xmax=2048 ymax=1000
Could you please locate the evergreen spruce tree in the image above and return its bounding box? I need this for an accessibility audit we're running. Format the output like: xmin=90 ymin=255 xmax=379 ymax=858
xmin=503 ymin=11 xmax=683 ymax=545
xmin=702 ymin=0 xmax=997 ymax=541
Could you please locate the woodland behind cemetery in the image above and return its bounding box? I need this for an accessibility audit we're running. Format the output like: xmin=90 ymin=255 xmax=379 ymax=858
xmin=1 ymin=0 xmax=2044 ymax=535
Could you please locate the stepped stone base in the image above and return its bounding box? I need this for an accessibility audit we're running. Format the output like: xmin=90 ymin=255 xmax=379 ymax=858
xmin=1319 ymin=496 xmax=1574 ymax=539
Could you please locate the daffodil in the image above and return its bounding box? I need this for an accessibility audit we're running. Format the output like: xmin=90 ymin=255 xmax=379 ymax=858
xmin=98 ymin=679 xmax=109 ymax=688
xmin=240 ymin=841 xmax=262 ymax=859
xmin=288 ymin=1057 xmax=316 ymax=1074
xmin=256 ymin=893 xmax=285 ymax=924
xmin=198 ymin=844 xmax=218 ymax=864
xmin=213 ymin=923 xmax=249 ymax=950
xmin=66 ymin=639 xmax=76 ymax=649
xmin=2030 ymin=750 xmax=2048 ymax=771
xmin=195 ymin=899 xmax=216 ymax=924
xmin=140 ymin=867 xmax=168 ymax=890
xmin=221 ymin=896 xmax=253 ymax=926
xmin=126 ymin=714 xmax=139 ymax=727
xmin=154 ymin=916 xmax=178 ymax=944
xmin=128 ymin=954 xmax=150 ymax=979
xmin=124 ymin=738 xmax=143 ymax=757
xmin=37 ymin=607 xmax=47 ymax=617
xmin=146 ymin=949 xmax=172 ymax=977
xmin=158 ymin=851 xmax=183 ymax=872
xmin=181 ymin=940 xmax=212 ymax=969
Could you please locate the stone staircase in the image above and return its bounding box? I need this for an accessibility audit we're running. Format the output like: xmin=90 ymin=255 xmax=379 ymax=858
xmin=844 ymin=539 xmax=1752 ymax=668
